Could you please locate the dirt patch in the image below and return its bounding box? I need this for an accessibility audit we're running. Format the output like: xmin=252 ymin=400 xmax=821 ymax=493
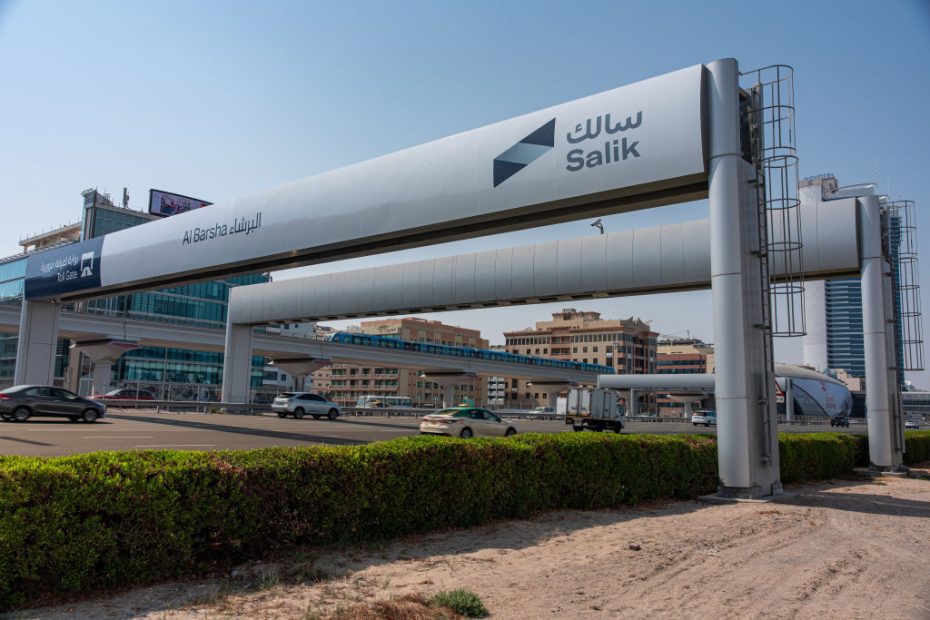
xmin=14 ymin=476 xmax=930 ymax=619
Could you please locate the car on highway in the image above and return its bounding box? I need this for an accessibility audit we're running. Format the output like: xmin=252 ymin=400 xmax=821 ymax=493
xmin=691 ymin=410 xmax=717 ymax=427
xmin=905 ymin=419 xmax=919 ymax=430
xmin=529 ymin=406 xmax=556 ymax=418
xmin=830 ymin=416 xmax=850 ymax=428
xmin=91 ymin=387 xmax=156 ymax=401
xmin=420 ymin=407 xmax=517 ymax=438
xmin=271 ymin=392 xmax=341 ymax=420
xmin=0 ymin=385 xmax=107 ymax=423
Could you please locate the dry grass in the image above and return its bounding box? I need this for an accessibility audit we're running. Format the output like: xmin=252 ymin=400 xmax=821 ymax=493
xmin=327 ymin=594 xmax=465 ymax=620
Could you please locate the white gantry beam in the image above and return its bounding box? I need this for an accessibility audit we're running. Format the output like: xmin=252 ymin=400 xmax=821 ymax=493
xmin=25 ymin=64 xmax=708 ymax=303
xmin=228 ymin=197 xmax=858 ymax=326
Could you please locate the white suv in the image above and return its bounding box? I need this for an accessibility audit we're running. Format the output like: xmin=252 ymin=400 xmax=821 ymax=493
xmin=271 ymin=392 xmax=341 ymax=420
xmin=691 ymin=410 xmax=717 ymax=427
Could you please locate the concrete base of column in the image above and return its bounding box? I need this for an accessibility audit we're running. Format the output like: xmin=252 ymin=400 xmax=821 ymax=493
xmin=14 ymin=300 xmax=61 ymax=386
xmin=698 ymin=491 xmax=792 ymax=505
xmin=859 ymin=466 xmax=910 ymax=476
xmin=442 ymin=385 xmax=456 ymax=408
xmin=221 ymin=324 xmax=255 ymax=405
xmin=91 ymin=360 xmax=114 ymax=397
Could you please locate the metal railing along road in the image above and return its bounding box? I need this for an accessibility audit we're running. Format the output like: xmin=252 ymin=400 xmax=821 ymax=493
xmin=103 ymin=401 xmax=571 ymax=420
xmin=101 ymin=401 xmax=863 ymax=427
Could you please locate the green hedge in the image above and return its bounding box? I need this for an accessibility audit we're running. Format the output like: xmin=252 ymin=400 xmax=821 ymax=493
xmin=777 ymin=433 xmax=862 ymax=482
xmin=0 ymin=434 xmax=716 ymax=610
xmin=1 ymin=430 xmax=929 ymax=610
xmin=904 ymin=430 xmax=930 ymax=464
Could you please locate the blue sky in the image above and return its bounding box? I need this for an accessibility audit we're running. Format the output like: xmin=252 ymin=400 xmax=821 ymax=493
xmin=1 ymin=1 xmax=928 ymax=382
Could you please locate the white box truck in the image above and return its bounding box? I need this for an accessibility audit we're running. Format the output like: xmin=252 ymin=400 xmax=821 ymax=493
xmin=564 ymin=388 xmax=623 ymax=433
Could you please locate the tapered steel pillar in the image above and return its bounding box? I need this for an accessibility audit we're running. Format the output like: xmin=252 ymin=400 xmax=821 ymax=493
xmin=859 ymin=195 xmax=901 ymax=469
xmin=707 ymin=58 xmax=782 ymax=498
xmin=882 ymin=256 xmax=906 ymax=461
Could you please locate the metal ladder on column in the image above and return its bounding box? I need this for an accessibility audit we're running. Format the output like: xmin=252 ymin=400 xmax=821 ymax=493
xmin=742 ymin=65 xmax=805 ymax=464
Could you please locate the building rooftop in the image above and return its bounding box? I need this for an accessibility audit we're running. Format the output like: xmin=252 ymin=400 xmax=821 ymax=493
xmin=18 ymin=222 xmax=81 ymax=252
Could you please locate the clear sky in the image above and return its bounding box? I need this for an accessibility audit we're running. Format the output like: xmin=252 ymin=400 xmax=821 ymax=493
xmin=1 ymin=1 xmax=928 ymax=381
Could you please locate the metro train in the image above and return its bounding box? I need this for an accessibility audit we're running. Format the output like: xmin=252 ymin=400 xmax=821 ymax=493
xmin=325 ymin=331 xmax=615 ymax=374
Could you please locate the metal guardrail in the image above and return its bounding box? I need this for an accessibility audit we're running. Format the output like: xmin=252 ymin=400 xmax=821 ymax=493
xmin=103 ymin=402 xmax=864 ymax=427
xmin=626 ymin=415 xmax=867 ymax=426
xmin=104 ymin=401 xmax=575 ymax=420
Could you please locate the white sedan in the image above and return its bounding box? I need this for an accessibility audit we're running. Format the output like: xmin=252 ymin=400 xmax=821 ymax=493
xmin=420 ymin=407 xmax=517 ymax=439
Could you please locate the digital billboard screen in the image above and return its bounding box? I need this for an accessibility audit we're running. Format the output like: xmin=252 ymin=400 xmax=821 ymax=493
xmin=148 ymin=189 xmax=212 ymax=217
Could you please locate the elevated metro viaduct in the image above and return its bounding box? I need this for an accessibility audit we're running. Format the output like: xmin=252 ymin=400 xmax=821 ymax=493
xmin=14 ymin=59 xmax=804 ymax=497
xmin=0 ymin=303 xmax=601 ymax=405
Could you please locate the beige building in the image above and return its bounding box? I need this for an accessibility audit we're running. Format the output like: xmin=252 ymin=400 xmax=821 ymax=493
xmin=313 ymin=317 xmax=488 ymax=408
xmin=826 ymin=367 xmax=863 ymax=392
xmin=656 ymin=338 xmax=715 ymax=374
xmin=655 ymin=338 xmax=715 ymax=416
xmin=503 ymin=308 xmax=658 ymax=409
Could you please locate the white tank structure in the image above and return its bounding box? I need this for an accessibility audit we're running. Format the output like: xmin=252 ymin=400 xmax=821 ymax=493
xmin=596 ymin=363 xmax=853 ymax=421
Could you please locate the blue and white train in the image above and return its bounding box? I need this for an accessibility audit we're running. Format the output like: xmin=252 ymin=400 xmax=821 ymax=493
xmin=325 ymin=332 xmax=615 ymax=375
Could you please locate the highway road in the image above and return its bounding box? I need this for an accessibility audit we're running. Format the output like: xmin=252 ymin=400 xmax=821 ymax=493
xmin=0 ymin=410 xmax=867 ymax=458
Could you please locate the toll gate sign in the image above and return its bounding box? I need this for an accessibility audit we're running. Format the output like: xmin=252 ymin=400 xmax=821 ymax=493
xmin=24 ymin=237 xmax=104 ymax=299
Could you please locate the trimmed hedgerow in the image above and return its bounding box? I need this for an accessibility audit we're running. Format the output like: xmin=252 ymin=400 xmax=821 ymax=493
xmin=1 ymin=430 xmax=928 ymax=610
xmin=0 ymin=433 xmax=715 ymax=610
xmin=904 ymin=430 xmax=930 ymax=464
xmin=777 ymin=433 xmax=862 ymax=482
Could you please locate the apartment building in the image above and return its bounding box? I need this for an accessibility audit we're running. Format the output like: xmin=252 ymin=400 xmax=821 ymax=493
xmin=503 ymin=308 xmax=658 ymax=409
xmin=313 ymin=317 xmax=488 ymax=408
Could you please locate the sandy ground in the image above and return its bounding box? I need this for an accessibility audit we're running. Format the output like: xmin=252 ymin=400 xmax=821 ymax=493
xmin=14 ymin=474 xmax=930 ymax=620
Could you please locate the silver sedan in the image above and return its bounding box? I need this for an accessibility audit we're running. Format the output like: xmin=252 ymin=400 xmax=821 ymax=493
xmin=420 ymin=407 xmax=517 ymax=439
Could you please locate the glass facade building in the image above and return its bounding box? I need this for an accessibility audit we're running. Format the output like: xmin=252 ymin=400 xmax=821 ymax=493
xmin=0 ymin=257 xmax=26 ymax=301
xmin=824 ymin=277 xmax=866 ymax=378
xmin=0 ymin=190 xmax=268 ymax=398
xmin=823 ymin=214 xmax=906 ymax=381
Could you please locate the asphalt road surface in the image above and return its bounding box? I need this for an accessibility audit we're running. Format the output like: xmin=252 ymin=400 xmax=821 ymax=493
xmin=0 ymin=410 xmax=867 ymax=458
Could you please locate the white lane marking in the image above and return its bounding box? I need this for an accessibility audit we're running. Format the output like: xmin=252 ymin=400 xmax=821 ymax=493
xmin=25 ymin=428 xmax=188 ymax=432
xmin=134 ymin=444 xmax=217 ymax=448
xmin=81 ymin=436 xmax=154 ymax=439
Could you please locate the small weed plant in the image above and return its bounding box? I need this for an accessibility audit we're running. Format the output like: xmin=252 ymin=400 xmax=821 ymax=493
xmin=429 ymin=589 xmax=489 ymax=618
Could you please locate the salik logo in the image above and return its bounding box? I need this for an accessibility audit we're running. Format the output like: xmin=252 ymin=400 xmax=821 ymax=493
xmin=492 ymin=118 xmax=555 ymax=187
xmin=80 ymin=251 xmax=94 ymax=278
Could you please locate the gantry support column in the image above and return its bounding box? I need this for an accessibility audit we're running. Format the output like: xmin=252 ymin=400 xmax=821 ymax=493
xmin=707 ymin=58 xmax=782 ymax=498
xmin=91 ymin=361 xmax=113 ymax=397
xmin=442 ymin=385 xmax=456 ymax=409
xmin=547 ymin=392 xmax=560 ymax=412
xmin=71 ymin=339 xmax=140 ymax=397
xmin=860 ymin=195 xmax=902 ymax=469
xmin=882 ymin=245 xmax=906 ymax=463
xmin=14 ymin=300 xmax=61 ymax=386
xmin=421 ymin=372 xmax=475 ymax=408
xmin=270 ymin=358 xmax=332 ymax=394
xmin=66 ymin=345 xmax=82 ymax=392
xmin=221 ymin=323 xmax=255 ymax=404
